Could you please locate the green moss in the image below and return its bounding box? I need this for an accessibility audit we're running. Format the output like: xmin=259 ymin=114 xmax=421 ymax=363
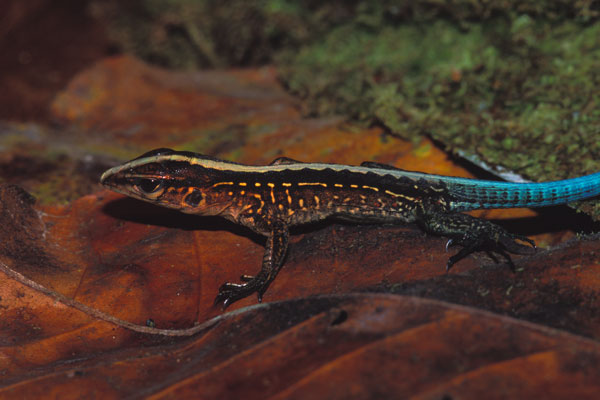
xmin=277 ymin=12 xmax=600 ymax=218
xmin=91 ymin=0 xmax=317 ymax=68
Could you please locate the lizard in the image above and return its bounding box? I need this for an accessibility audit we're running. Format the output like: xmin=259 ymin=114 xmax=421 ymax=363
xmin=100 ymin=148 xmax=600 ymax=307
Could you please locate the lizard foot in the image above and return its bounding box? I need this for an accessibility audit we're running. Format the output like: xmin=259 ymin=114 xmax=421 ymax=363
xmin=420 ymin=211 xmax=536 ymax=272
xmin=214 ymin=276 xmax=268 ymax=309
xmin=445 ymin=227 xmax=536 ymax=272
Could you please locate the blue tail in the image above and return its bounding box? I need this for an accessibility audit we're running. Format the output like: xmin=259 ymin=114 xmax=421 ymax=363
xmin=429 ymin=172 xmax=600 ymax=211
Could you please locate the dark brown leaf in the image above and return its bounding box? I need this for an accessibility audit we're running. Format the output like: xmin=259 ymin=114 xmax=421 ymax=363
xmin=2 ymin=295 xmax=600 ymax=399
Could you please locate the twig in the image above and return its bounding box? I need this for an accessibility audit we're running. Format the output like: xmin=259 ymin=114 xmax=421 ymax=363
xmin=0 ymin=260 xmax=255 ymax=337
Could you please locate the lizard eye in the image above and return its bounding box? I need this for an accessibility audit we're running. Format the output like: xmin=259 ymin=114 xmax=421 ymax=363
xmin=134 ymin=178 xmax=165 ymax=197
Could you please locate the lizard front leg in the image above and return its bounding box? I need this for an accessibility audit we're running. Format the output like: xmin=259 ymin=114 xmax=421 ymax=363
xmin=418 ymin=211 xmax=536 ymax=271
xmin=215 ymin=221 xmax=289 ymax=307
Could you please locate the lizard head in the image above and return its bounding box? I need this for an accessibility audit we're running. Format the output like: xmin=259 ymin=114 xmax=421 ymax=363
xmin=100 ymin=148 xmax=239 ymax=216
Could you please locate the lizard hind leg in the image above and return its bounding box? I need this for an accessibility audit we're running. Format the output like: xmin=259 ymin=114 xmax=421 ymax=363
xmin=419 ymin=211 xmax=536 ymax=271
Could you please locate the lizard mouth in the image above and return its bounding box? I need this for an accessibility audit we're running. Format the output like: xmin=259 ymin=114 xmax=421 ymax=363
xmin=99 ymin=173 xmax=129 ymax=193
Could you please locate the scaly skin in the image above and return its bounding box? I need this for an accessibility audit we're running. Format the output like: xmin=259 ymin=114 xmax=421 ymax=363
xmin=101 ymin=149 xmax=600 ymax=306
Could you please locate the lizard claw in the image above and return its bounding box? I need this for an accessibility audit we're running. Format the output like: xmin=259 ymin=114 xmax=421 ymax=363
xmin=214 ymin=282 xmax=247 ymax=309
xmin=445 ymin=259 xmax=454 ymax=273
